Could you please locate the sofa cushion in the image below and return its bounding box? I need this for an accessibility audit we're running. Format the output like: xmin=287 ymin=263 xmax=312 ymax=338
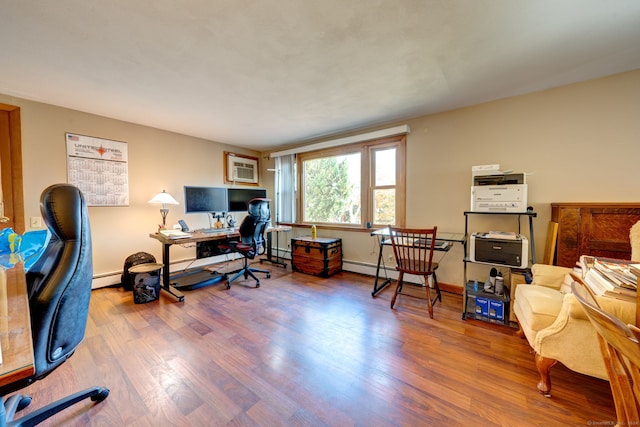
xmin=514 ymin=284 xmax=564 ymax=332
xmin=530 ymin=264 xmax=573 ymax=290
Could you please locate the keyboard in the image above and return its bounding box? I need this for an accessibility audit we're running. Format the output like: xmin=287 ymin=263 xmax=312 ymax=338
xmin=194 ymin=228 xmax=232 ymax=234
xmin=414 ymin=238 xmax=449 ymax=249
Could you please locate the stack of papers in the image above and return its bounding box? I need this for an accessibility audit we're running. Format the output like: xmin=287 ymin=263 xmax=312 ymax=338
xmin=484 ymin=231 xmax=518 ymax=240
xmin=159 ymin=229 xmax=191 ymax=238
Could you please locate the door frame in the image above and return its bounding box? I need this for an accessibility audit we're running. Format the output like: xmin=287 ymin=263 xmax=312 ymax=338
xmin=0 ymin=103 xmax=25 ymax=233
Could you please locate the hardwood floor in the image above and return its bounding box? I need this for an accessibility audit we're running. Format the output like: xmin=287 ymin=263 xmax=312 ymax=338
xmin=15 ymin=263 xmax=615 ymax=426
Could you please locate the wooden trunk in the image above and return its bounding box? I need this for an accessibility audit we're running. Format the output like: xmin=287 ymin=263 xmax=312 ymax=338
xmin=551 ymin=203 xmax=640 ymax=267
xmin=291 ymin=237 xmax=342 ymax=277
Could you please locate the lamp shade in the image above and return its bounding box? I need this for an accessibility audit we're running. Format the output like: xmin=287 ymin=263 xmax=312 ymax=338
xmin=148 ymin=190 xmax=179 ymax=205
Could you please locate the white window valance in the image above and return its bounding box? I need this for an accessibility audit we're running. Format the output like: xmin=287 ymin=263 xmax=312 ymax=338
xmin=269 ymin=125 xmax=410 ymax=158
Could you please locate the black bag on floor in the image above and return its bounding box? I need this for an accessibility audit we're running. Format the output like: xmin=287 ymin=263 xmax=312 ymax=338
xmin=121 ymin=252 xmax=157 ymax=291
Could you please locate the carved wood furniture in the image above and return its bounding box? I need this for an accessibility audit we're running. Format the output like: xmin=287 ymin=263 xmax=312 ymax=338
xmin=551 ymin=202 xmax=640 ymax=267
xmin=291 ymin=237 xmax=342 ymax=277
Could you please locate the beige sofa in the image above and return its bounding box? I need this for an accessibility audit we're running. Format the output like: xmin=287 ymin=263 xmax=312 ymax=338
xmin=513 ymin=263 xmax=636 ymax=396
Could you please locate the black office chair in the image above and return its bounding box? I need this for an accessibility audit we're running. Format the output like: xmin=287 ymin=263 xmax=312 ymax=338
xmin=223 ymin=198 xmax=272 ymax=288
xmin=0 ymin=184 xmax=109 ymax=425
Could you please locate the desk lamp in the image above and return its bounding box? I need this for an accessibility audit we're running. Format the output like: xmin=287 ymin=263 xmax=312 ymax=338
xmin=148 ymin=190 xmax=179 ymax=229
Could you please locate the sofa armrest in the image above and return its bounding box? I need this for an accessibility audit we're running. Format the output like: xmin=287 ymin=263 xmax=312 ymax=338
xmin=594 ymin=295 xmax=636 ymax=324
xmin=531 ymin=264 xmax=573 ymax=290
xmin=565 ymin=289 xmax=636 ymax=324
xmin=566 ymin=293 xmax=589 ymax=320
xmin=533 ymin=292 xmax=608 ymax=380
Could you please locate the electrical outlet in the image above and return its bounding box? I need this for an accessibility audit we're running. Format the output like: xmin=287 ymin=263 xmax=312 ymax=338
xmin=30 ymin=216 xmax=42 ymax=228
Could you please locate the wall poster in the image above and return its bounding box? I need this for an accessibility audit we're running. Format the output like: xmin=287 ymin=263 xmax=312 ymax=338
xmin=66 ymin=133 xmax=129 ymax=206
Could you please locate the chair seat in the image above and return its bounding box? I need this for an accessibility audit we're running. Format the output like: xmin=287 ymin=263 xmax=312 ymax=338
xmin=514 ymin=284 xmax=564 ymax=332
xmin=396 ymin=261 xmax=438 ymax=275
xmin=235 ymin=243 xmax=252 ymax=252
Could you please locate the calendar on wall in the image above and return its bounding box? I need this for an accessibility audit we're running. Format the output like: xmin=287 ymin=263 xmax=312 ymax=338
xmin=66 ymin=133 xmax=129 ymax=206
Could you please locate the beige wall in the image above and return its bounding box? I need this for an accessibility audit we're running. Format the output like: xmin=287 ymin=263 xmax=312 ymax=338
xmin=0 ymin=94 xmax=266 ymax=283
xmin=279 ymin=69 xmax=640 ymax=287
xmin=2 ymin=68 xmax=639 ymax=288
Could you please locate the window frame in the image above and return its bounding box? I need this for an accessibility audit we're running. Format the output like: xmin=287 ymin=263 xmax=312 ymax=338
xmin=296 ymin=135 xmax=406 ymax=230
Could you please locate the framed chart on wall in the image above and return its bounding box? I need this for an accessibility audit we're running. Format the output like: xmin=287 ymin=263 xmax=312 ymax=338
xmin=65 ymin=133 xmax=129 ymax=206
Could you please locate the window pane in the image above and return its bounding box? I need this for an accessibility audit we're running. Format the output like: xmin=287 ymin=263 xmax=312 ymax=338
xmin=375 ymin=148 xmax=396 ymax=186
xmin=373 ymin=188 xmax=395 ymax=225
xmin=303 ymin=153 xmax=361 ymax=224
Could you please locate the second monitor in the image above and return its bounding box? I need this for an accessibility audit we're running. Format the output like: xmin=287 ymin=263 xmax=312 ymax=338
xmin=227 ymin=188 xmax=267 ymax=212
xmin=184 ymin=186 xmax=267 ymax=214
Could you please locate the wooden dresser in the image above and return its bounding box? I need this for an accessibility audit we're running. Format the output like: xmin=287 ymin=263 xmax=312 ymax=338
xmin=551 ymin=202 xmax=640 ymax=267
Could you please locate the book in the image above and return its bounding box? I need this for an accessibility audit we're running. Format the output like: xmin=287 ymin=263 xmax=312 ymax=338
xmin=583 ymin=266 xmax=636 ymax=302
xmin=593 ymin=258 xmax=638 ymax=290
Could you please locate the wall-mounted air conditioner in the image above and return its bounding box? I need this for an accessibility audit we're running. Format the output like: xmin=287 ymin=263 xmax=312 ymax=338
xmin=225 ymin=152 xmax=259 ymax=184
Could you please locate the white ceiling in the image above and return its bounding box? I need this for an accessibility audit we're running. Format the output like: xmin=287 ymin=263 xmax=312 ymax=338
xmin=1 ymin=1 xmax=640 ymax=151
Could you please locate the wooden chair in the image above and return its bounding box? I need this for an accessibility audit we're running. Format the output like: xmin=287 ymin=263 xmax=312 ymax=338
xmin=571 ymin=281 xmax=640 ymax=426
xmin=388 ymin=227 xmax=440 ymax=318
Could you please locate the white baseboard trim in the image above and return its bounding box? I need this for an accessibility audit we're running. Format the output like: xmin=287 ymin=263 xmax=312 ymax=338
xmin=90 ymin=254 xmax=424 ymax=290
xmin=91 ymin=253 xmax=244 ymax=289
xmin=340 ymin=259 xmax=423 ymax=286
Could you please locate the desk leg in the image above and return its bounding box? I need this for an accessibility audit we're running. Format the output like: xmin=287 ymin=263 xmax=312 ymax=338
xmin=260 ymin=230 xmax=287 ymax=268
xmin=160 ymin=242 xmax=185 ymax=302
xmin=529 ymin=215 xmax=536 ymax=265
xmin=372 ymin=239 xmax=392 ymax=297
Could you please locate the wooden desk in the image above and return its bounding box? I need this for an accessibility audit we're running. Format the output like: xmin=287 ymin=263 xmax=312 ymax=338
xmin=0 ymin=264 xmax=35 ymax=388
xmin=149 ymin=229 xmax=241 ymax=301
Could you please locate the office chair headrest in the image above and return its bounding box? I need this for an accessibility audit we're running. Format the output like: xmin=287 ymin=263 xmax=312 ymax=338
xmin=40 ymin=184 xmax=87 ymax=242
xmin=248 ymin=198 xmax=271 ymax=220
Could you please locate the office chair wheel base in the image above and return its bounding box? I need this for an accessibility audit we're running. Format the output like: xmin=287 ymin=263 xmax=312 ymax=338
xmin=226 ymin=283 xmax=231 ymax=289
xmin=266 ymin=273 xmax=271 ymax=278
xmin=256 ymin=282 xmax=260 ymax=288
xmin=17 ymin=395 xmax=32 ymax=411
xmin=91 ymin=388 xmax=110 ymax=403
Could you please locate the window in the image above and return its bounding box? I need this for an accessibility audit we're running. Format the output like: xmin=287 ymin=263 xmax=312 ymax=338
xmin=297 ymin=135 xmax=405 ymax=228
xmin=372 ymin=146 xmax=396 ymax=225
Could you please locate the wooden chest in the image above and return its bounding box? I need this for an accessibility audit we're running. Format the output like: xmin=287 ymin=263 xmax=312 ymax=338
xmin=291 ymin=237 xmax=342 ymax=277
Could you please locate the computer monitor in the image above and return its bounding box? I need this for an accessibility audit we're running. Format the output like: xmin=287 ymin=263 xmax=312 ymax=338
xmin=184 ymin=186 xmax=228 ymax=214
xmin=227 ymin=188 xmax=267 ymax=212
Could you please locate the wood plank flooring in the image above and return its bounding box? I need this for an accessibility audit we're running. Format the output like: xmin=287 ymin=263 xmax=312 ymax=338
xmin=14 ymin=262 xmax=615 ymax=426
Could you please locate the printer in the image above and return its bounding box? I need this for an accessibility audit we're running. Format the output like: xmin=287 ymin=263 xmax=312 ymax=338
xmin=471 ymin=171 xmax=527 ymax=212
xmin=469 ymin=232 xmax=529 ymax=268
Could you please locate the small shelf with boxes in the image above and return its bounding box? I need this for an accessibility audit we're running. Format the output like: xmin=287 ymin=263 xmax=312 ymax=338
xmin=464 ymin=271 xmax=510 ymax=325
xmin=463 ymin=165 xmax=536 ymax=326
xmin=462 ymin=212 xmax=536 ymax=326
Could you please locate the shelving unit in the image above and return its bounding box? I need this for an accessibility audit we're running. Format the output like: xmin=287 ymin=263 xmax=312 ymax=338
xmin=462 ymin=211 xmax=537 ymax=324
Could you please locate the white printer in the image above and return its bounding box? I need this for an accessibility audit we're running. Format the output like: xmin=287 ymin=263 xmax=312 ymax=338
xmin=470 ymin=169 xmax=527 ymax=213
